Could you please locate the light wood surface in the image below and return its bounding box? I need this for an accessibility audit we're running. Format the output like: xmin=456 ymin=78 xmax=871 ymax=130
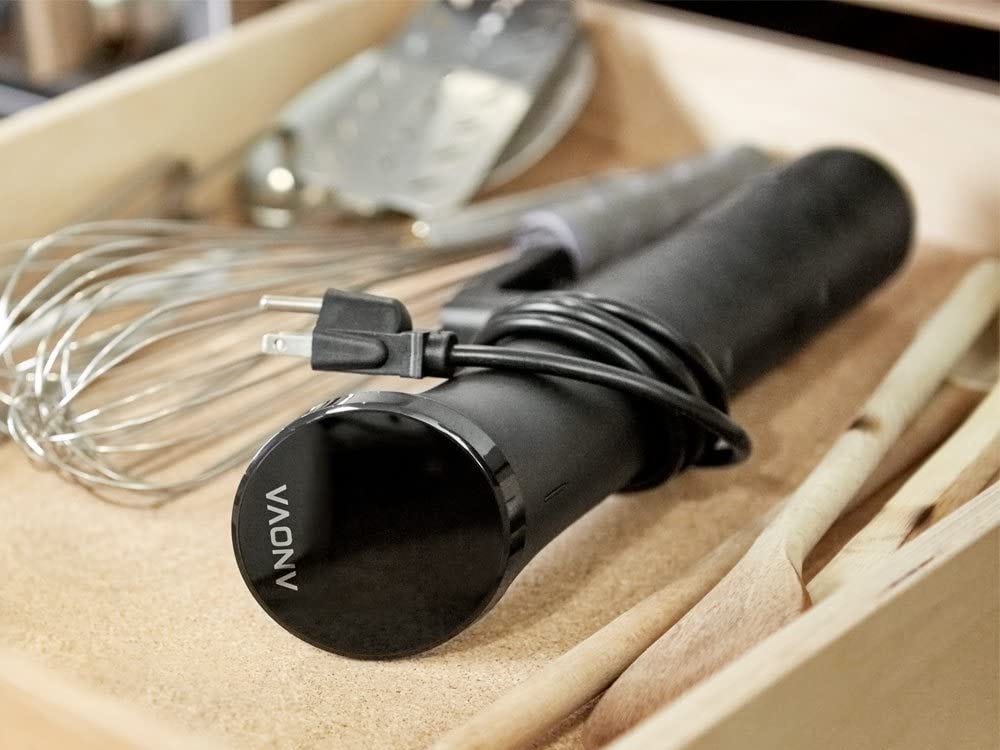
xmin=846 ymin=0 xmax=1000 ymax=29
xmin=775 ymin=262 xmax=998 ymax=570
xmin=810 ymin=382 xmax=1000 ymax=600
xmin=854 ymin=382 xmax=983 ymax=500
xmin=18 ymin=0 xmax=95 ymax=84
xmin=0 ymin=2 xmax=997 ymax=749
xmin=605 ymin=481 xmax=1000 ymax=750
xmin=583 ymin=261 xmax=1000 ymax=746
xmin=0 ymin=0 xmax=409 ymax=240
xmin=0 ymin=648 xmax=220 ymax=750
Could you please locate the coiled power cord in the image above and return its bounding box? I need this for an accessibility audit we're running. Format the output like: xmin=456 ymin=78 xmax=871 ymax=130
xmin=261 ymin=288 xmax=750 ymax=489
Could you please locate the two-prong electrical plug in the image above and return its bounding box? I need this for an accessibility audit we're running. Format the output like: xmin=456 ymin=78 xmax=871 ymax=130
xmin=260 ymin=290 xmax=457 ymax=379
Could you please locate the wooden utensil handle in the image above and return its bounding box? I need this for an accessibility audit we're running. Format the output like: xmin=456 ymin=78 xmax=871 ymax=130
xmin=429 ymin=508 xmax=777 ymax=750
xmin=854 ymin=382 xmax=982 ymax=501
xmin=777 ymin=260 xmax=999 ymax=570
xmin=809 ymin=382 xmax=1000 ymax=601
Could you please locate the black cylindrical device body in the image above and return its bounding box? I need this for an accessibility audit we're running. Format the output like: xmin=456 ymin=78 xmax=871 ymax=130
xmin=232 ymin=149 xmax=913 ymax=658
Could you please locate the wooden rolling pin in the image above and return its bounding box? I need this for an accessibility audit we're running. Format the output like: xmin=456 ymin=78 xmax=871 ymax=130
xmin=582 ymin=260 xmax=999 ymax=748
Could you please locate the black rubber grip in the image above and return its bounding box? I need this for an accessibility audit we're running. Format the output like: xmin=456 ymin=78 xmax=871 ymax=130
xmin=424 ymin=148 xmax=912 ymax=558
xmin=579 ymin=147 xmax=914 ymax=389
xmin=517 ymin=145 xmax=770 ymax=274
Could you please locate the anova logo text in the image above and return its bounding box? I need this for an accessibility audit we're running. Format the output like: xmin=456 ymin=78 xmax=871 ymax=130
xmin=266 ymin=485 xmax=298 ymax=591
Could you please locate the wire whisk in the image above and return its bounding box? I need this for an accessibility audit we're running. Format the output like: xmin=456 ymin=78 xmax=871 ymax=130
xmin=0 ymin=219 xmax=499 ymax=505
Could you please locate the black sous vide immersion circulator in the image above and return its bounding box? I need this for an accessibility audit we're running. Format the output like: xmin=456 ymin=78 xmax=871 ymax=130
xmin=232 ymin=149 xmax=913 ymax=659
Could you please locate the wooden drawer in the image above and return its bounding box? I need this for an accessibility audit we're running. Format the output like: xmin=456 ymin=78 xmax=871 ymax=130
xmin=0 ymin=2 xmax=996 ymax=749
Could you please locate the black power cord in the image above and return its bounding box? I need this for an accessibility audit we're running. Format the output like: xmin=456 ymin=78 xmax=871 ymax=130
xmin=264 ymin=289 xmax=750 ymax=478
xmin=458 ymin=293 xmax=747 ymax=469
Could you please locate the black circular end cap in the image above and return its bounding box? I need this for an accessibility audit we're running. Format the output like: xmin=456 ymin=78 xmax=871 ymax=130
xmin=232 ymin=392 xmax=519 ymax=659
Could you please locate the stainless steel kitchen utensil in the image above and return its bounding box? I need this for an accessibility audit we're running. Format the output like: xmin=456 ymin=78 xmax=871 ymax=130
xmin=0 ymin=220 xmax=494 ymax=503
xmin=241 ymin=0 xmax=591 ymax=226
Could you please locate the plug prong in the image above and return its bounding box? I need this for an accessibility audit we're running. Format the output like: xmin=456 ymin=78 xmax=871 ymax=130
xmin=259 ymin=295 xmax=323 ymax=314
xmin=262 ymin=332 xmax=313 ymax=358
